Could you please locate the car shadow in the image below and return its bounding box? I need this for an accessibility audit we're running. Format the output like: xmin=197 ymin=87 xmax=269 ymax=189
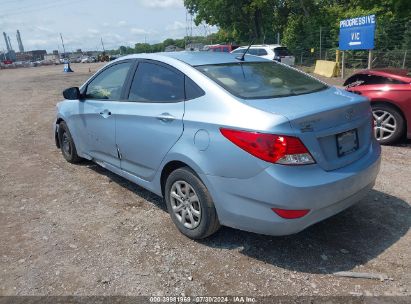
xmin=394 ymin=137 xmax=411 ymax=147
xmin=83 ymin=162 xmax=410 ymax=274
xmin=85 ymin=161 xmax=167 ymax=212
xmin=199 ymin=190 xmax=410 ymax=274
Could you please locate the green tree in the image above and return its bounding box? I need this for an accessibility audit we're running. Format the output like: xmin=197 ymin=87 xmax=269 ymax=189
xmin=184 ymin=0 xmax=411 ymax=54
xmin=134 ymin=43 xmax=151 ymax=53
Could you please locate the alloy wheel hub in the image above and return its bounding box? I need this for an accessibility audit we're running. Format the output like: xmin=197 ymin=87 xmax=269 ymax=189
xmin=170 ymin=180 xmax=201 ymax=229
xmin=373 ymin=110 xmax=397 ymax=140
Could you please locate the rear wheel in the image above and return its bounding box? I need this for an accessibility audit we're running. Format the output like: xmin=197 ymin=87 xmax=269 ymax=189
xmin=164 ymin=167 xmax=220 ymax=239
xmin=372 ymin=104 xmax=405 ymax=145
xmin=58 ymin=121 xmax=82 ymax=163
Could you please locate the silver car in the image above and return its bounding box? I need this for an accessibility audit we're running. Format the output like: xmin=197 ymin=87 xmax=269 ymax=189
xmin=54 ymin=52 xmax=381 ymax=239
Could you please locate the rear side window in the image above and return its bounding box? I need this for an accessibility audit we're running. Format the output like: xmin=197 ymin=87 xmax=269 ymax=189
xmin=185 ymin=76 xmax=205 ymax=100
xmin=128 ymin=62 xmax=184 ymax=103
xmin=86 ymin=61 xmax=132 ymax=100
xmin=196 ymin=62 xmax=327 ymax=99
xmin=257 ymin=49 xmax=268 ymax=56
xmin=248 ymin=49 xmax=258 ymax=56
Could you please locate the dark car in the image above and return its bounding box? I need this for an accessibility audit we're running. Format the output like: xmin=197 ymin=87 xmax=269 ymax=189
xmin=344 ymin=69 xmax=411 ymax=144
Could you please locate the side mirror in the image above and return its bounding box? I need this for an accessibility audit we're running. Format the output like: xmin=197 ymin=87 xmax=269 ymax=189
xmin=63 ymin=87 xmax=81 ymax=100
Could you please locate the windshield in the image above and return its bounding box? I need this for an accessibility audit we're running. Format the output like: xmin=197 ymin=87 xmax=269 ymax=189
xmin=195 ymin=62 xmax=328 ymax=99
xmin=231 ymin=48 xmax=246 ymax=54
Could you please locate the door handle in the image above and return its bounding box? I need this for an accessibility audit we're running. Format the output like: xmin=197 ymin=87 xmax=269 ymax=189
xmin=99 ymin=109 xmax=112 ymax=118
xmin=156 ymin=113 xmax=175 ymax=123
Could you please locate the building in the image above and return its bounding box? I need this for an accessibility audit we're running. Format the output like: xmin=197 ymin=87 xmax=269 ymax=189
xmin=44 ymin=54 xmax=59 ymax=62
xmin=30 ymin=50 xmax=47 ymax=61
xmin=84 ymin=51 xmax=101 ymax=57
xmin=15 ymin=50 xmax=47 ymax=62
xmin=15 ymin=52 xmax=31 ymax=62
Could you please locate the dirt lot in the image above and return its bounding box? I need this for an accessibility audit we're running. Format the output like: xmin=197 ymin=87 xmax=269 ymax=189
xmin=0 ymin=63 xmax=410 ymax=298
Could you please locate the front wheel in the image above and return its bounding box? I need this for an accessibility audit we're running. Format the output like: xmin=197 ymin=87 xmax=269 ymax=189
xmin=164 ymin=167 xmax=220 ymax=239
xmin=372 ymin=104 xmax=405 ymax=145
xmin=58 ymin=121 xmax=82 ymax=163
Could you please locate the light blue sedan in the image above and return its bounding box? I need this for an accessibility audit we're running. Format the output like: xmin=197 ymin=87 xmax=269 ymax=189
xmin=54 ymin=52 xmax=381 ymax=239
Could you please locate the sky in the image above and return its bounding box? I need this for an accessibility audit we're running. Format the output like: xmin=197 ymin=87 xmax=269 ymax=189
xmin=0 ymin=0 xmax=217 ymax=53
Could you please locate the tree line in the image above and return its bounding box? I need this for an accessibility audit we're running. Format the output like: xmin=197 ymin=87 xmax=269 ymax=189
xmin=111 ymin=0 xmax=410 ymax=55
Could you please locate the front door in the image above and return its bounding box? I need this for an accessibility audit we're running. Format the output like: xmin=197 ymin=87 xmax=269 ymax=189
xmin=72 ymin=60 xmax=134 ymax=167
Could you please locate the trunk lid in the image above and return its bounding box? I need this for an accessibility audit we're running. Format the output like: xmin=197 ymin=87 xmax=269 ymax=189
xmin=243 ymin=87 xmax=372 ymax=171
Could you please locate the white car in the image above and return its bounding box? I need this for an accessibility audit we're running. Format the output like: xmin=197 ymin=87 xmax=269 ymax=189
xmin=231 ymin=44 xmax=295 ymax=66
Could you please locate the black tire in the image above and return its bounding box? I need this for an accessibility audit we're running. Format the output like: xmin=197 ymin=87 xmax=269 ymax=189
xmin=58 ymin=121 xmax=82 ymax=163
xmin=372 ymin=104 xmax=405 ymax=145
xmin=164 ymin=167 xmax=220 ymax=239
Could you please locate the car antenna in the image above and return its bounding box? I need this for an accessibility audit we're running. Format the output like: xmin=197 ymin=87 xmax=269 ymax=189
xmin=236 ymin=38 xmax=255 ymax=61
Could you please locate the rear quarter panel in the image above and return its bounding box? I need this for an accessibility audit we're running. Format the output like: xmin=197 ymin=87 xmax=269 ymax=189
xmin=349 ymin=84 xmax=411 ymax=138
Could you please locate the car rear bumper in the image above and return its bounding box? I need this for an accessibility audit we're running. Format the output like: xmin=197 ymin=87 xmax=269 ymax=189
xmin=200 ymin=140 xmax=381 ymax=236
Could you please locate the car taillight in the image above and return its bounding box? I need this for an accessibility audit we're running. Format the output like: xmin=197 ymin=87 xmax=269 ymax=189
xmin=272 ymin=208 xmax=310 ymax=219
xmin=220 ymin=128 xmax=315 ymax=165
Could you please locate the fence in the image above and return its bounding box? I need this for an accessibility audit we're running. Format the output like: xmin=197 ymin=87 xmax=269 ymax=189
xmin=297 ymin=49 xmax=410 ymax=70
xmin=291 ymin=19 xmax=411 ymax=71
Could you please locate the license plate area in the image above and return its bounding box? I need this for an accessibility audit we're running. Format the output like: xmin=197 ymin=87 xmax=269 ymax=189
xmin=336 ymin=129 xmax=359 ymax=157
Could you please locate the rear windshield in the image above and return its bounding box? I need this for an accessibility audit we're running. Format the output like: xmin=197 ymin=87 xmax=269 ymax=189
xmin=195 ymin=62 xmax=327 ymax=99
xmin=273 ymin=47 xmax=291 ymax=56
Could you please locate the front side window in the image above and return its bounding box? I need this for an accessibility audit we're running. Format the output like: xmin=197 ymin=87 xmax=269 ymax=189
xmin=128 ymin=62 xmax=184 ymax=102
xmin=196 ymin=62 xmax=328 ymax=99
xmin=86 ymin=61 xmax=132 ymax=100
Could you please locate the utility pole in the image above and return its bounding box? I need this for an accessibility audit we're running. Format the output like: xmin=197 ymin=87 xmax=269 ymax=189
xmin=319 ymin=27 xmax=322 ymax=60
xmin=60 ymin=33 xmax=66 ymax=57
xmin=101 ymin=37 xmax=105 ymax=52
xmin=341 ymin=51 xmax=345 ymax=79
xmin=368 ymin=50 xmax=372 ymax=69
xmin=277 ymin=33 xmax=280 ymax=44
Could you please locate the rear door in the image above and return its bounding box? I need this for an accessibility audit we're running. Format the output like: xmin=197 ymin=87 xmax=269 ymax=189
xmin=115 ymin=60 xmax=185 ymax=181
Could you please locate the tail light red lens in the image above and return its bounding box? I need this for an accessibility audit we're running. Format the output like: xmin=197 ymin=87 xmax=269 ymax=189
xmin=220 ymin=128 xmax=315 ymax=165
xmin=272 ymin=208 xmax=310 ymax=219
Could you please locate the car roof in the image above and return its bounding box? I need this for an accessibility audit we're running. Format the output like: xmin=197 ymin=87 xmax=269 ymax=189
xmin=353 ymin=68 xmax=411 ymax=82
xmin=236 ymin=44 xmax=285 ymax=49
xmin=120 ymin=51 xmax=268 ymax=66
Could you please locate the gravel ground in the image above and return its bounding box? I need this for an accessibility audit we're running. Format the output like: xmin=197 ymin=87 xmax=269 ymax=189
xmin=0 ymin=63 xmax=410 ymax=298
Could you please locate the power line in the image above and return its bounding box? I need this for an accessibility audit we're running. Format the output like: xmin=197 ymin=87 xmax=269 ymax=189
xmin=0 ymin=0 xmax=84 ymax=17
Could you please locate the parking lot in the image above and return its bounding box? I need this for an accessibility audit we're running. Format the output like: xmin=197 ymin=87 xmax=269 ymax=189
xmin=0 ymin=63 xmax=410 ymax=297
